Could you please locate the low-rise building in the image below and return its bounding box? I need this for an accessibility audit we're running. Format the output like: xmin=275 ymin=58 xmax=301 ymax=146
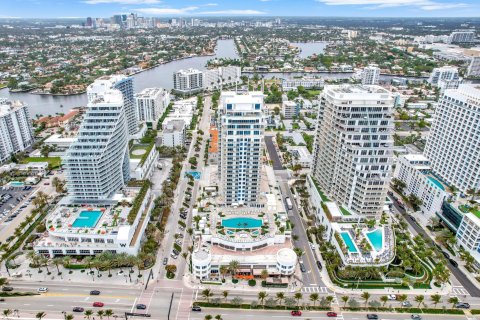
xmin=456 ymin=212 xmax=480 ymax=267
xmin=162 ymin=119 xmax=185 ymax=147
xmin=286 ymin=146 xmax=312 ymax=168
xmin=129 ymin=144 xmax=159 ymax=180
xmin=281 ymin=77 xmax=324 ymax=91
xmin=281 ymin=101 xmax=299 ymax=119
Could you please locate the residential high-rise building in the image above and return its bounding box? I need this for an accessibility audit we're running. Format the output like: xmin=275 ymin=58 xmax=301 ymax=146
xmin=424 ymin=84 xmax=480 ymax=192
xmin=218 ymin=91 xmax=265 ymax=206
xmin=312 ymin=85 xmax=394 ymax=217
xmin=361 ymin=65 xmax=380 ymax=85
xmin=173 ymin=68 xmax=204 ymax=94
xmin=428 ymin=66 xmax=459 ymax=86
xmin=135 ymin=87 xmax=170 ymax=124
xmin=63 ymin=89 xmax=130 ymax=202
xmin=87 ymin=75 xmax=137 ymax=136
xmin=467 ymin=56 xmax=480 ymax=78
xmin=448 ymin=30 xmax=475 ymax=44
xmin=0 ymin=100 xmax=34 ymax=163
xmin=203 ymin=67 xmax=241 ymax=91
xmin=86 ymin=17 xmax=93 ymax=27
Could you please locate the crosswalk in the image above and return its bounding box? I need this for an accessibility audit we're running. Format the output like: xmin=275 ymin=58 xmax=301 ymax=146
xmin=452 ymin=286 xmax=470 ymax=296
xmin=301 ymin=286 xmax=329 ymax=293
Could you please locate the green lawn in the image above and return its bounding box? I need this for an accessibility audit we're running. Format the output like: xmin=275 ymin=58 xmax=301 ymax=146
xmin=340 ymin=206 xmax=352 ymax=216
xmin=20 ymin=157 xmax=62 ymax=169
xmin=130 ymin=144 xmax=149 ymax=159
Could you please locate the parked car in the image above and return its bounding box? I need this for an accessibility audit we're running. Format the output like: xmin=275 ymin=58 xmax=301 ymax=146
xmin=1 ymin=286 xmax=13 ymax=292
xmin=411 ymin=315 xmax=422 ymax=320
xmin=327 ymin=312 xmax=337 ymax=317
xmin=366 ymin=315 xmax=379 ymax=320
xmin=90 ymin=290 xmax=101 ymax=295
xmin=73 ymin=307 xmax=84 ymax=312
xmin=291 ymin=310 xmax=302 ymax=316
xmin=163 ymin=258 xmax=168 ymax=265
xmin=299 ymin=263 xmax=306 ymax=273
xmin=191 ymin=306 xmax=201 ymax=312
xmin=402 ymin=301 xmax=412 ymax=307
xmin=316 ymin=261 xmax=322 ymax=270
xmin=388 ymin=294 xmax=397 ymax=300
xmin=136 ymin=304 xmax=147 ymax=310
xmin=455 ymin=302 xmax=470 ymax=309
xmin=37 ymin=287 xmax=48 ymax=293
xmin=449 ymin=259 xmax=459 ymax=267
xmin=93 ymin=302 xmax=104 ymax=307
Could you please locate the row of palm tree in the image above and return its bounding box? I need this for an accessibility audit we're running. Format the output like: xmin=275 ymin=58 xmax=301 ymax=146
xmin=342 ymin=292 xmax=461 ymax=309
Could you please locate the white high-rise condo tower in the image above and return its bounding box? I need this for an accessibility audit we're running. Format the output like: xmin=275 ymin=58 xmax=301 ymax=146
xmin=361 ymin=65 xmax=380 ymax=85
xmin=424 ymin=84 xmax=480 ymax=193
xmin=135 ymin=87 xmax=170 ymax=123
xmin=63 ymin=89 xmax=130 ymax=203
xmin=428 ymin=66 xmax=459 ymax=87
xmin=218 ymin=91 xmax=265 ymax=206
xmin=87 ymin=75 xmax=137 ymax=136
xmin=312 ymin=85 xmax=394 ymax=218
xmin=173 ymin=68 xmax=204 ymax=94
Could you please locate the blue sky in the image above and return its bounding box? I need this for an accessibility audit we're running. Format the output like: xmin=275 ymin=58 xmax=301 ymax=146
xmin=0 ymin=0 xmax=479 ymax=18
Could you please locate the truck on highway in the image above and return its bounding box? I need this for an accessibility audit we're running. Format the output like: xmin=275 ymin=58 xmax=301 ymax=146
xmin=285 ymin=197 xmax=293 ymax=210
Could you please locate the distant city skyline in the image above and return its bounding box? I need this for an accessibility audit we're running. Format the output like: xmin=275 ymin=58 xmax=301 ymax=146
xmin=1 ymin=0 xmax=479 ymax=18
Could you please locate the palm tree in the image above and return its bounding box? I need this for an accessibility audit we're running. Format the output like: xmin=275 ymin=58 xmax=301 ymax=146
xmin=361 ymin=292 xmax=371 ymax=307
xmin=276 ymin=292 xmax=285 ymax=306
xmin=341 ymin=296 xmax=349 ymax=307
xmin=380 ymin=295 xmax=388 ymax=306
xmin=214 ymin=315 xmax=222 ymax=320
xmin=84 ymin=310 xmax=93 ymax=320
xmin=258 ymin=291 xmax=268 ymax=306
xmin=260 ymin=269 xmax=269 ymax=281
xmin=414 ymin=295 xmax=425 ymax=308
xmin=398 ymin=294 xmax=407 ymax=307
xmin=204 ymin=315 xmax=212 ymax=320
xmin=448 ymin=297 xmax=459 ymax=308
xmin=219 ymin=265 xmax=229 ymax=280
xmin=294 ymin=292 xmax=303 ymax=306
xmin=202 ymin=289 xmax=213 ymax=303
xmin=104 ymin=309 xmax=113 ymax=319
xmin=222 ymin=290 xmax=229 ymax=302
xmin=97 ymin=310 xmax=104 ymax=319
xmin=65 ymin=315 xmax=74 ymax=320
xmin=228 ymin=260 xmax=239 ymax=279
xmin=35 ymin=312 xmax=46 ymax=320
xmin=430 ymin=294 xmax=441 ymax=308
xmin=326 ymin=295 xmax=334 ymax=307
xmin=309 ymin=293 xmax=319 ymax=307
xmin=3 ymin=309 xmax=12 ymax=320
xmin=52 ymin=257 xmax=63 ymax=274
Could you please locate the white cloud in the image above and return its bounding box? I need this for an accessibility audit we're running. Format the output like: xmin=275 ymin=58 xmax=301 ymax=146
xmin=84 ymin=0 xmax=160 ymax=4
xmin=203 ymin=3 xmax=218 ymax=6
xmin=199 ymin=9 xmax=266 ymax=14
xmin=316 ymin=0 xmax=469 ymax=10
xmin=134 ymin=6 xmax=199 ymax=15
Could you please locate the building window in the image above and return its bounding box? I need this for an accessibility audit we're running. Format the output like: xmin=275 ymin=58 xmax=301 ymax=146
xmin=227 ymin=104 xmax=233 ymax=110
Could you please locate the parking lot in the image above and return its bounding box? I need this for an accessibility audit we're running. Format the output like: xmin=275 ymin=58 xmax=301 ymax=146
xmin=0 ymin=186 xmax=36 ymax=224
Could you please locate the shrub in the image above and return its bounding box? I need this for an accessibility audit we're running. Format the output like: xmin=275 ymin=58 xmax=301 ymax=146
xmin=232 ymin=279 xmax=238 ymax=284
xmin=248 ymin=279 xmax=256 ymax=286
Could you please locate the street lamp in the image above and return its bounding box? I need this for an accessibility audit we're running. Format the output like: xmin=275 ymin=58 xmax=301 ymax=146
xmin=61 ymin=311 xmax=66 ymax=320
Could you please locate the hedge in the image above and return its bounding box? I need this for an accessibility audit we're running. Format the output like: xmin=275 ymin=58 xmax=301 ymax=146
xmin=127 ymin=180 xmax=150 ymax=224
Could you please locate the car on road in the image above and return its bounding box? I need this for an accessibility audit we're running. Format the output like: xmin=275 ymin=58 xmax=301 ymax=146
xmin=93 ymin=302 xmax=104 ymax=307
xmin=290 ymin=310 xmax=302 ymax=316
xmin=191 ymin=306 xmax=201 ymax=312
xmin=90 ymin=290 xmax=101 ymax=295
xmin=316 ymin=260 xmax=322 ymax=270
xmin=163 ymin=258 xmax=168 ymax=265
xmin=37 ymin=287 xmax=48 ymax=293
xmin=442 ymin=251 xmax=450 ymax=259
xmin=388 ymin=294 xmax=397 ymax=300
xmin=411 ymin=315 xmax=422 ymax=320
xmin=136 ymin=304 xmax=147 ymax=310
xmin=73 ymin=307 xmax=84 ymax=313
xmin=366 ymin=315 xmax=378 ymax=320
xmin=1 ymin=286 xmax=13 ymax=292
xmin=327 ymin=312 xmax=337 ymax=317
xmin=449 ymin=259 xmax=459 ymax=267
xmin=170 ymin=253 xmax=178 ymax=259
xmin=455 ymin=302 xmax=470 ymax=309
xmin=402 ymin=301 xmax=412 ymax=307
xmin=299 ymin=263 xmax=306 ymax=272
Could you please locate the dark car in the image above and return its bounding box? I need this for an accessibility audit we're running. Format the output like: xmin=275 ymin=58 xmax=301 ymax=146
xmin=73 ymin=307 xmax=84 ymax=313
xmin=442 ymin=251 xmax=450 ymax=259
xmin=367 ymin=315 xmax=379 ymax=320
xmin=291 ymin=310 xmax=302 ymax=316
xmin=316 ymin=260 xmax=322 ymax=270
xmin=191 ymin=306 xmax=202 ymax=312
xmin=455 ymin=302 xmax=470 ymax=309
xmin=136 ymin=304 xmax=147 ymax=310
xmin=449 ymin=259 xmax=459 ymax=267
xmin=299 ymin=263 xmax=306 ymax=272
xmin=327 ymin=312 xmax=337 ymax=317
xmin=90 ymin=290 xmax=101 ymax=295
xmin=1 ymin=286 xmax=13 ymax=292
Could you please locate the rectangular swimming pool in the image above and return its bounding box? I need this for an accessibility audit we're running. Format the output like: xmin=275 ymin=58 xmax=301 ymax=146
xmin=222 ymin=217 xmax=263 ymax=229
xmin=340 ymin=232 xmax=358 ymax=253
xmin=366 ymin=228 xmax=383 ymax=251
xmin=72 ymin=211 xmax=102 ymax=228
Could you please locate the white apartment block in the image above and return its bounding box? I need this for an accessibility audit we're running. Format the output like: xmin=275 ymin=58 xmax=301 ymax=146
xmin=63 ymin=89 xmax=130 ymax=203
xmin=173 ymin=68 xmax=204 ymax=94
xmin=428 ymin=66 xmax=459 ymax=86
xmin=218 ymin=91 xmax=265 ymax=206
xmin=0 ymin=100 xmax=34 ymax=163
xmin=393 ymin=154 xmax=448 ymax=218
xmin=162 ymin=98 xmax=196 ymax=129
xmin=286 ymin=146 xmax=312 ymax=168
xmin=312 ymin=85 xmax=394 ymax=218
xmin=281 ymin=77 xmax=324 ymax=91
xmin=281 ymin=101 xmax=299 ymax=119
xmin=162 ymin=119 xmax=185 ymax=147
xmin=135 ymin=87 xmax=170 ymax=124
xmin=203 ymin=66 xmax=241 ymax=91
xmin=87 ymin=75 xmax=137 ymax=136
xmin=448 ymin=30 xmax=475 ymax=44
xmin=361 ymin=65 xmax=380 ymax=85
xmin=467 ymin=56 xmax=480 ymax=78
xmin=456 ymin=212 xmax=480 ymax=267
xmin=424 ymin=84 xmax=480 ymax=193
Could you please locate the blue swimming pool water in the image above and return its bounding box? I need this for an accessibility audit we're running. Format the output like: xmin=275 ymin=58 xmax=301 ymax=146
xmin=72 ymin=211 xmax=102 ymax=228
xmin=427 ymin=176 xmax=445 ymax=191
xmin=366 ymin=228 xmax=383 ymax=251
xmin=340 ymin=232 xmax=358 ymax=253
xmin=222 ymin=217 xmax=263 ymax=229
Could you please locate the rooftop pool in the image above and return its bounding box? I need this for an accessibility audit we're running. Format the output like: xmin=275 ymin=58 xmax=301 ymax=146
xmin=72 ymin=210 xmax=103 ymax=228
xmin=340 ymin=232 xmax=358 ymax=253
xmin=366 ymin=228 xmax=383 ymax=251
xmin=222 ymin=217 xmax=263 ymax=229
xmin=427 ymin=176 xmax=445 ymax=191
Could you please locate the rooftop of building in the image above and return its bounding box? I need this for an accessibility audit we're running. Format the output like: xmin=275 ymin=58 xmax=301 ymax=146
xmin=221 ymin=91 xmax=264 ymax=105
xmin=135 ymin=87 xmax=167 ymax=98
xmin=0 ymin=100 xmax=27 ymax=116
xmin=327 ymin=84 xmax=390 ymax=95
xmin=163 ymin=119 xmax=185 ymax=133
xmin=90 ymin=89 xmax=123 ymax=105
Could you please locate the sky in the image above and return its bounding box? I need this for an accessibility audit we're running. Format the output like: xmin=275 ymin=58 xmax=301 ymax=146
xmin=0 ymin=0 xmax=479 ymax=18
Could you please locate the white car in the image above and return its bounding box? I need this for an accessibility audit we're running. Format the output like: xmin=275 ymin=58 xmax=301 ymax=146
xmin=388 ymin=294 xmax=397 ymax=300
xmin=37 ymin=287 xmax=48 ymax=293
